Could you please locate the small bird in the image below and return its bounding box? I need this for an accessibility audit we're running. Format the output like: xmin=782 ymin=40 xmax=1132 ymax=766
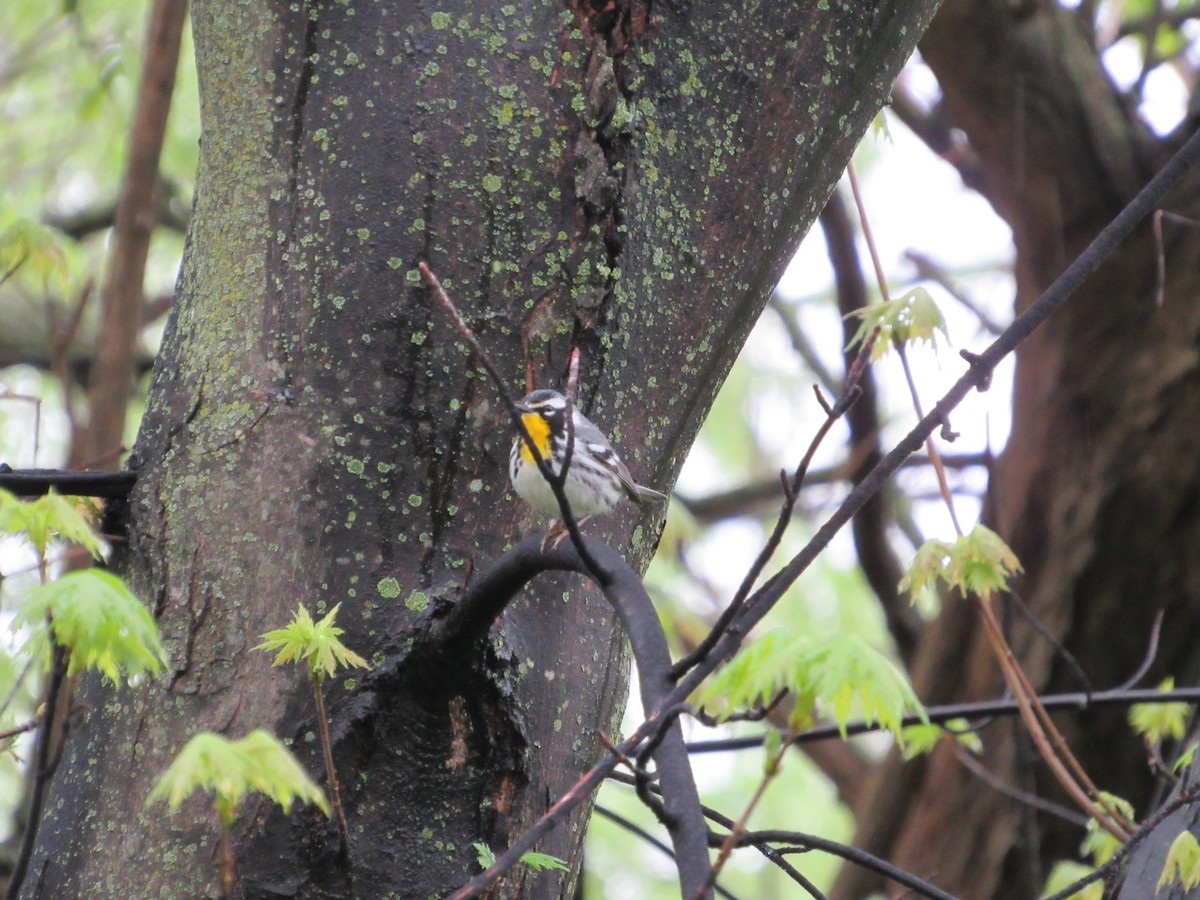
xmin=508 ymin=389 xmax=667 ymax=527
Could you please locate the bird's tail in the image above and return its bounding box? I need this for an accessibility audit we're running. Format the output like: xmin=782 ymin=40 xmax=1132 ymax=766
xmin=634 ymin=485 xmax=669 ymax=503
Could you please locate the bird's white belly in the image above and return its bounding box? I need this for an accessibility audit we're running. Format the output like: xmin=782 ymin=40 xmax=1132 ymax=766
xmin=511 ymin=455 xmax=612 ymax=518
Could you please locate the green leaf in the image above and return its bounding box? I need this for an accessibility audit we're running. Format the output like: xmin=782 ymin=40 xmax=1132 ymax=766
xmin=149 ymin=730 xmax=329 ymax=827
xmin=255 ymin=604 xmax=369 ymax=680
xmin=695 ymin=631 xmax=925 ymax=743
xmin=900 ymin=525 xmax=1022 ymax=600
xmin=14 ymin=570 xmax=167 ymax=684
xmin=947 ymin=718 xmax=984 ymax=755
xmin=898 ymin=538 xmax=954 ymax=599
xmin=470 ymin=844 xmax=565 ymax=875
xmin=1043 ymin=860 xmax=1102 ymax=900
xmin=1081 ymin=793 xmax=1135 ymax=866
xmin=801 ymin=634 xmax=927 ymax=740
xmin=693 ymin=630 xmax=797 ymax=718
xmin=1158 ymin=830 xmax=1200 ymax=892
xmin=762 ymin=727 xmax=785 ymax=772
xmin=0 ymin=219 xmax=69 ymax=287
xmin=1173 ymin=742 xmax=1197 ymax=774
xmin=149 ymin=732 xmax=253 ymax=825
xmin=900 ymin=718 xmax=984 ymax=760
xmin=845 ymin=287 xmax=947 ymax=360
xmin=236 ymin=729 xmax=330 ymax=816
xmin=474 ymin=842 xmax=496 ymax=870
xmin=1129 ymin=678 xmax=1189 ymax=745
xmin=0 ymin=491 xmax=106 ymax=560
xmin=899 ymin=723 xmax=945 ymax=759
xmin=520 ymin=851 xmax=568 ymax=873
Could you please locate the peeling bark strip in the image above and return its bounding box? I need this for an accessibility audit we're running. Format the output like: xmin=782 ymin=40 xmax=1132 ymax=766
xmin=25 ymin=1 xmax=938 ymax=896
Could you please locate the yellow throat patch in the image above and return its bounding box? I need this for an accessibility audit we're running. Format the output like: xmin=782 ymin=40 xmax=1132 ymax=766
xmin=518 ymin=412 xmax=553 ymax=463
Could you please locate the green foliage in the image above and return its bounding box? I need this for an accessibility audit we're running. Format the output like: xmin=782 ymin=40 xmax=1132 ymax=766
xmin=899 ymin=723 xmax=944 ymax=758
xmin=474 ymin=842 xmax=496 ymax=869
xmin=1158 ymin=831 xmax=1200 ymax=892
xmin=0 ymin=489 xmax=106 ymax=560
xmin=13 ymin=569 xmax=167 ymax=684
xmin=900 ymin=524 xmax=1023 ymax=600
xmin=0 ymin=219 xmax=69 ymax=287
xmin=1043 ymin=860 xmax=1102 ymax=900
xmin=255 ymin=604 xmax=369 ymax=681
xmin=1081 ymin=793 xmax=1135 ymax=866
xmin=1129 ymin=678 xmax=1189 ymax=745
xmin=900 ymin=718 xmax=983 ymax=760
xmin=150 ymin=729 xmax=329 ymax=827
xmin=1173 ymin=742 xmax=1197 ymax=774
xmin=473 ymin=843 xmax=567 ymax=875
xmin=695 ymin=631 xmax=925 ymax=741
xmin=845 ymin=287 xmax=947 ymax=360
xmin=520 ymin=851 xmax=569 ymax=873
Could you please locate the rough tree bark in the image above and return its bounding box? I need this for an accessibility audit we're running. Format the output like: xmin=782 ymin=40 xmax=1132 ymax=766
xmin=24 ymin=1 xmax=938 ymax=897
xmin=834 ymin=2 xmax=1200 ymax=898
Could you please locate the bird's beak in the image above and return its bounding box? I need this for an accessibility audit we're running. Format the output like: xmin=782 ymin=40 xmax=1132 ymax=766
xmin=513 ymin=402 xmax=532 ymax=414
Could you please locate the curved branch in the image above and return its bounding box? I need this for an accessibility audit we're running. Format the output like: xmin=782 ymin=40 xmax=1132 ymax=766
xmin=605 ymin=773 xmax=826 ymax=900
xmin=725 ymin=828 xmax=954 ymax=900
xmin=432 ymin=535 xmax=711 ymax=899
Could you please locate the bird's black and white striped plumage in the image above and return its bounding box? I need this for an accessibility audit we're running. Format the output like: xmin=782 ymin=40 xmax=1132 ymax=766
xmin=508 ymin=389 xmax=667 ymax=519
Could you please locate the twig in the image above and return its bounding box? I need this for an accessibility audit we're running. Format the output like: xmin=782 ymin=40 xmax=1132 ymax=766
xmin=1005 ymin=588 xmax=1093 ymax=699
xmin=607 ymin=773 xmax=828 ymax=900
xmin=4 ymin=642 xmax=69 ymax=900
xmin=952 ymin=743 xmax=1090 ymax=829
xmin=592 ymin=805 xmax=740 ymax=900
xmin=312 ymin=678 xmax=351 ymax=858
xmin=671 ymin=336 xmax=873 ymax=679
xmin=676 ymin=451 xmax=990 ymax=521
xmin=1117 ymin=609 xmax=1164 ymax=691
xmin=0 ymin=715 xmax=40 ymax=743
xmin=823 ymin=186 xmax=918 ymax=660
xmin=1152 ymin=209 xmax=1200 ymax=307
xmin=702 ymin=739 xmax=787 ymax=894
xmin=218 ymin=821 xmax=236 ymax=899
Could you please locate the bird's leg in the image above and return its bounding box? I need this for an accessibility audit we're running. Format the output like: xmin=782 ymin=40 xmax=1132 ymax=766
xmin=542 ymin=516 xmax=592 ymax=552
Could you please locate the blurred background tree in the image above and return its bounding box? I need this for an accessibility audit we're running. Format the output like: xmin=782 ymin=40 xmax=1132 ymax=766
xmin=3 ymin=0 xmax=1200 ymax=897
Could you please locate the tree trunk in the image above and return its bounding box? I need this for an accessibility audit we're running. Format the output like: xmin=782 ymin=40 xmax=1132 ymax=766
xmin=24 ymin=1 xmax=938 ymax=897
xmin=834 ymin=2 xmax=1200 ymax=897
